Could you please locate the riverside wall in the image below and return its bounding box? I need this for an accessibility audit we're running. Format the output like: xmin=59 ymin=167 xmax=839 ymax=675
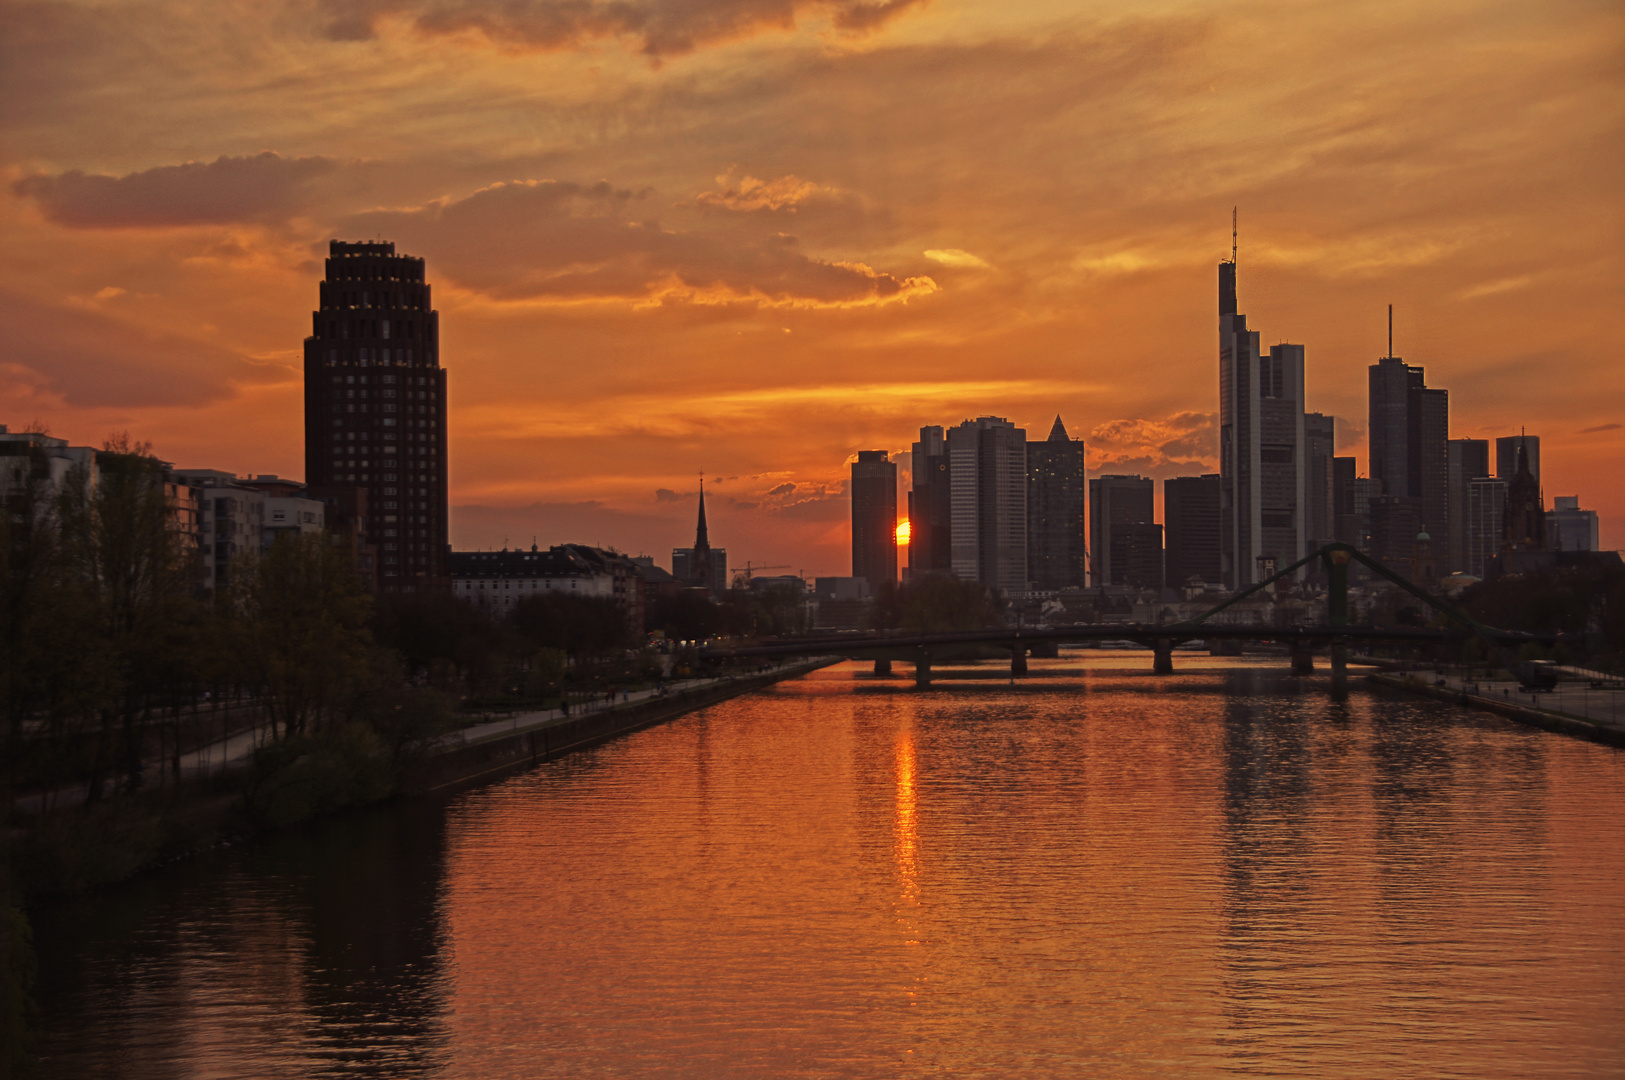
xmin=408 ymin=659 xmax=836 ymax=795
xmin=1368 ymin=672 xmax=1625 ymax=749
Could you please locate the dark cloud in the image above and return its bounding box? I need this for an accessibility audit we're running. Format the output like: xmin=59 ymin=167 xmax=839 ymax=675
xmin=1580 ymin=422 xmax=1621 ymax=434
xmin=0 ymin=289 xmax=280 ymax=407
xmin=768 ymin=481 xmax=796 ymax=495
xmin=654 ymin=487 xmax=686 ymax=501
xmin=14 ymin=153 xmax=339 ymax=229
xmin=347 ymin=179 xmax=933 ymax=305
xmin=319 ymin=0 xmax=927 ymax=58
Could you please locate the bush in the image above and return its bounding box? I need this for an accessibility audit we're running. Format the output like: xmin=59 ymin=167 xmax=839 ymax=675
xmin=243 ymin=723 xmax=393 ymax=829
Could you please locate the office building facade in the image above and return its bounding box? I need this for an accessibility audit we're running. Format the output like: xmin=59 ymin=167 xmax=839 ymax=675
xmin=303 ymin=240 xmax=448 ymax=589
xmin=1304 ymin=412 xmax=1335 ymax=551
xmin=1219 ymin=258 xmax=1306 ymax=589
xmin=907 ymin=426 xmax=952 ymax=580
xmin=850 ymin=450 xmax=898 ymax=590
xmin=1466 ymin=478 xmax=1508 ymax=578
xmin=1548 ymin=496 xmax=1600 ymax=552
xmin=1368 ymin=347 xmax=1448 ymax=565
xmin=947 ymin=417 xmax=1028 ymax=594
xmin=1089 ymin=474 xmax=1154 ymax=588
xmin=1446 ymin=438 xmax=1489 ymax=574
xmin=1164 ymin=474 xmax=1221 ymax=588
xmin=1026 ymin=416 xmax=1087 ymax=590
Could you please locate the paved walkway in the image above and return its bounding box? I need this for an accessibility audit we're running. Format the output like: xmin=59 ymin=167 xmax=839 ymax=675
xmin=1427 ymin=671 xmax=1625 ymax=734
xmin=14 ymin=663 xmax=810 ymax=814
xmin=450 ymin=671 xmax=773 ymax=745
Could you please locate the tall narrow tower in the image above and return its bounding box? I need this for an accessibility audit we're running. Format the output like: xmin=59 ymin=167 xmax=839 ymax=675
xmin=1218 ymin=227 xmax=1305 ymax=589
xmin=850 ymin=450 xmax=898 ymax=591
xmin=304 ymin=240 xmax=449 ymax=589
xmin=692 ymin=479 xmax=713 ymax=594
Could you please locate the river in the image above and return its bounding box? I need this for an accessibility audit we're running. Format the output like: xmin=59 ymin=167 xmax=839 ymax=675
xmin=30 ymin=654 xmax=1625 ymax=1078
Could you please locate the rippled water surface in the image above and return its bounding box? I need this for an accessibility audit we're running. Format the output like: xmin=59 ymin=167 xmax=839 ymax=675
xmin=32 ymin=656 xmax=1625 ymax=1078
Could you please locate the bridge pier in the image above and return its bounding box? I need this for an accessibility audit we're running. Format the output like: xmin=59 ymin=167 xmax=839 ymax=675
xmin=1010 ymin=646 xmax=1027 ymax=677
xmin=914 ymin=652 xmax=932 ymax=688
xmin=1330 ymin=641 xmax=1349 ymax=699
xmin=1152 ymin=639 xmax=1174 ymax=675
xmin=873 ymin=658 xmax=892 ymax=677
xmin=1290 ymin=642 xmax=1315 ymax=675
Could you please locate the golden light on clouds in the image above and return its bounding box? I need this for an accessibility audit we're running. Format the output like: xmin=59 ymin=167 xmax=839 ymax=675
xmin=1 ymin=0 xmax=1620 ymax=572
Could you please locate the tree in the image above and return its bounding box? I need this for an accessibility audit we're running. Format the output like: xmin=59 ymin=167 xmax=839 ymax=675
xmin=898 ymin=576 xmax=1004 ymax=632
xmin=230 ymin=533 xmax=374 ymax=739
xmin=508 ymin=592 xmax=629 ymax=658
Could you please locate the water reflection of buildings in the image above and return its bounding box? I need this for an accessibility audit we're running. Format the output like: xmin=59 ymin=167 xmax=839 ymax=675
xmin=1214 ymin=672 xmax=1558 ymax=1066
xmin=1215 ymin=670 xmax=1321 ymax=1062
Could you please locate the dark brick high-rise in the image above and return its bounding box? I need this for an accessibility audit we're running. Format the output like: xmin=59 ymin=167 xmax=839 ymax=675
xmin=304 ymin=240 xmax=448 ymax=589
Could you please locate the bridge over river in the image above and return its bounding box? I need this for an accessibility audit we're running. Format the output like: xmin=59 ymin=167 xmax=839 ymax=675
xmin=701 ymin=544 xmax=1564 ymax=690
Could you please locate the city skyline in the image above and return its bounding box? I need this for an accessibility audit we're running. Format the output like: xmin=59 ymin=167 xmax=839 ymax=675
xmin=2 ymin=0 xmax=1620 ymax=576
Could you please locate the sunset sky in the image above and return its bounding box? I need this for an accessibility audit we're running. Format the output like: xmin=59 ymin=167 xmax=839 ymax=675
xmin=4 ymin=0 xmax=1621 ymax=574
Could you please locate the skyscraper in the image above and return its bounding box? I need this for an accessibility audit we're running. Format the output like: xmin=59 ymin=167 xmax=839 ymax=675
xmin=1303 ymin=412 xmax=1335 ymax=550
xmin=907 ymin=426 xmax=951 ymax=580
xmin=1466 ymin=478 xmax=1507 ymax=578
xmin=1218 ymin=248 xmax=1306 ymax=589
xmin=1088 ymin=474 xmax=1154 ymax=588
xmin=1367 ymin=314 xmax=1448 ymax=566
xmin=1026 ymin=416 xmax=1087 ymax=590
xmin=850 ymin=450 xmax=897 ymax=591
xmin=947 ymin=416 xmax=1027 ymax=595
xmin=1164 ymin=474 xmax=1221 ymax=588
xmin=304 ymin=240 xmax=447 ymax=589
xmin=1446 ymin=438 xmax=1489 ymax=573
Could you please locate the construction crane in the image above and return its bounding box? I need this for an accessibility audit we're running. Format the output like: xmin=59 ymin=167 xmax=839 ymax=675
xmin=730 ymin=562 xmax=791 ymax=583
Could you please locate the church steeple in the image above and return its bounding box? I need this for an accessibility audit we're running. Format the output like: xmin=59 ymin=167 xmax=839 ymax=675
xmin=694 ymin=477 xmax=710 ymax=551
xmin=1048 ymin=415 xmax=1069 ymax=442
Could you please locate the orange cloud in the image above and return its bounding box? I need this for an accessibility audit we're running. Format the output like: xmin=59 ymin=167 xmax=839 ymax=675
xmin=14 ymin=153 xmax=338 ymax=228
xmin=348 ymin=178 xmax=935 ymax=306
xmin=321 ymin=0 xmax=929 ymax=58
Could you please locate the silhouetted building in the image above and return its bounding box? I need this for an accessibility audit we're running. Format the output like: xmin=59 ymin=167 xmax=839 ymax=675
xmin=907 ymin=426 xmax=951 ymax=580
xmin=450 ymin=546 xmax=622 ymax=621
xmin=1368 ymin=330 xmax=1448 ymax=555
xmin=948 ymin=416 xmax=1027 ymax=595
xmin=850 ymin=450 xmax=897 ymax=590
xmin=672 ymin=482 xmax=727 ymax=597
xmin=1304 ymin=412 xmax=1335 ymax=550
xmin=1331 ymin=456 xmax=1376 ymax=550
xmin=1446 ymin=438 xmax=1489 ymax=573
xmin=1026 ymin=416 xmax=1087 ymax=590
xmin=1502 ymin=442 xmax=1545 ymax=552
xmin=303 ymin=240 xmax=447 ymax=590
xmin=1164 ymin=474 xmax=1221 ymax=588
xmin=1466 ymin=477 xmax=1507 ymax=578
xmin=1111 ymin=522 xmax=1164 ymax=591
xmin=1219 ymin=254 xmax=1306 ymax=589
xmin=1548 ymin=496 xmax=1600 ymax=552
xmin=1369 ymin=494 xmax=1421 ymax=576
xmin=1089 ymin=474 xmax=1154 ymax=587
xmin=1495 ymin=434 xmax=1540 ymax=490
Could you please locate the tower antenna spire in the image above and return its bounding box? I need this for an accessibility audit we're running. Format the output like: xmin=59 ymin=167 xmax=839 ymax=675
xmin=1387 ymin=304 xmax=1393 ymax=359
xmin=1231 ymin=206 xmax=1237 ymax=266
